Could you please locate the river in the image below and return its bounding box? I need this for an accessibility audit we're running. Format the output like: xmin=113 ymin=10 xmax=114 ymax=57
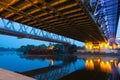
xmin=0 ymin=51 xmax=120 ymax=80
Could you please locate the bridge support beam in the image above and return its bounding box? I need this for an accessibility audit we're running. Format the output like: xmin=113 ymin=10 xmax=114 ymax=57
xmin=0 ymin=18 xmax=70 ymax=44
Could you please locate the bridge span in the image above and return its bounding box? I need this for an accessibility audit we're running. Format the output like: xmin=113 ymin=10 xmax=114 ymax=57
xmin=0 ymin=0 xmax=119 ymax=48
xmin=0 ymin=18 xmax=70 ymax=44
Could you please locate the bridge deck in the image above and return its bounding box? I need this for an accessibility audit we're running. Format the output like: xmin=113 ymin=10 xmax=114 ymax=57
xmin=0 ymin=0 xmax=106 ymax=42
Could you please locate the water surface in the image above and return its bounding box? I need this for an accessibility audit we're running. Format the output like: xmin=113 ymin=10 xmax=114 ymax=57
xmin=0 ymin=51 xmax=120 ymax=80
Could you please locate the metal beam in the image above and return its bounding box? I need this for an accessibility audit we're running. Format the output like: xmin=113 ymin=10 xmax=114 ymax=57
xmin=0 ymin=18 xmax=70 ymax=44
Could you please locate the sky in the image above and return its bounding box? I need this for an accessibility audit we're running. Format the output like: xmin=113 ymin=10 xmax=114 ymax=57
xmin=0 ymin=34 xmax=49 ymax=48
xmin=0 ymin=16 xmax=120 ymax=48
xmin=116 ymin=16 xmax=120 ymax=38
xmin=0 ymin=34 xmax=84 ymax=48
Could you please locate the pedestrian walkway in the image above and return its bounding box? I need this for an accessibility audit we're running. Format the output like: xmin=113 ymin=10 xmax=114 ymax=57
xmin=0 ymin=68 xmax=35 ymax=80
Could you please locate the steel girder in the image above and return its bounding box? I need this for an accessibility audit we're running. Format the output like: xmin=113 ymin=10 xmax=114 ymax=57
xmin=83 ymin=0 xmax=119 ymax=44
xmin=0 ymin=18 xmax=71 ymax=44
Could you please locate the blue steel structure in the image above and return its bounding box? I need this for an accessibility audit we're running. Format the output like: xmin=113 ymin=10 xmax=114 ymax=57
xmin=84 ymin=0 xmax=119 ymax=44
xmin=94 ymin=0 xmax=118 ymax=44
xmin=0 ymin=18 xmax=71 ymax=44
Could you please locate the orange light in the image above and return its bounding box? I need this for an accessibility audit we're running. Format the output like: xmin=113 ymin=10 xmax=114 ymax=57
xmin=100 ymin=61 xmax=111 ymax=73
xmin=109 ymin=46 xmax=112 ymax=49
xmin=85 ymin=60 xmax=94 ymax=70
xmin=86 ymin=60 xmax=88 ymax=63
xmin=90 ymin=59 xmax=93 ymax=63
xmin=110 ymin=59 xmax=114 ymax=63
xmin=101 ymin=61 xmax=104 ymax=64
xmin=85 ymin=42 xmax=93 ymax=50
xmin=106 ymin=61 xmax=109 ymax=65
xmin=97 ymin=59 xmax=100 ymax=63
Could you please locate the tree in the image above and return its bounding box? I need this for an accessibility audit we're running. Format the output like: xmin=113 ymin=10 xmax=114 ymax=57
xmin=68 ymin=45 xmax=77 ymax=54
xmin=38 ymin=44 xmax=47 ymax=49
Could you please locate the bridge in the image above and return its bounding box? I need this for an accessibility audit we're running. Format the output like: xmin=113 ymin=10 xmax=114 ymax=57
xmin=0 ymin=18 xmax=70 ymax=44
xmin=0 ymin=0 xmax=119 ymax=49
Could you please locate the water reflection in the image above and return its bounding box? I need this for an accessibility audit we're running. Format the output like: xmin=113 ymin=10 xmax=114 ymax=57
xmin=49 ymin=59 xmax=54 ymax=66
xmin=21 ymin=54 xmax=85 ymax=80
xmin=0 ymin=51 xmax=64 ymax=72
xmin=34 ymin=64 xmax=70 ymax=80
xmin=0 ymin=51 xmax=120 ymax=80
xmin=85 ymin=59 xmax=94 ymax=70
xmin=84 ymin=58 xmax=119 ymax=80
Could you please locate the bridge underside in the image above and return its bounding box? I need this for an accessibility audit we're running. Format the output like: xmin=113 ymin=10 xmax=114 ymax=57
xmin=0 ymin=0 xmax=106 ymax=42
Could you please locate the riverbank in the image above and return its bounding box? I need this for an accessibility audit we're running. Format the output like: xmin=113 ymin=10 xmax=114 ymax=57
xmin=0 ymin=68 xmax=34 ymax=80
xmin=24 ymin=48 xmax=61 ymax=55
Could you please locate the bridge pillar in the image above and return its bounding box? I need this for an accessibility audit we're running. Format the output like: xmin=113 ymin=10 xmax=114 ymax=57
xmin=108 ymin=34 xmax=116 ymax=44
xmin=108 ymin=34 xmax=118 ymax=49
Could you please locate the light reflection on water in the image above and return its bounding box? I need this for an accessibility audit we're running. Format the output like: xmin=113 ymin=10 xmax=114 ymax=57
xmin=78 ymin=55 xmax=120 ymax=80
xmin=0 ymin=51 xmax=63 ymax=72
xmin=33 ymin=59 xmax=85 ymax=80
xmin=0 ymin=51 xmax=85 ymax=80
xmin=0 ymin=51 xmax=120 ymax=80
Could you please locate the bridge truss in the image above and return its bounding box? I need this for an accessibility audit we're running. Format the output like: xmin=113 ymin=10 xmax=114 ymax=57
xmin=0 ymin=18 xmax=71 ymax=44
xmin=84 ymin=0 xmax=119 ymax=43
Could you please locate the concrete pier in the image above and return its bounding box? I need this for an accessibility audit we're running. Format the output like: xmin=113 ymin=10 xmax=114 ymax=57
xmin=0 ymin=68 xmax=35 ymax=80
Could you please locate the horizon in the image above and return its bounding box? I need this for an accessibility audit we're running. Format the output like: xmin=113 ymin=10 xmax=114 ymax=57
xmin=0 ymin=34 xmax=84 ymax=48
